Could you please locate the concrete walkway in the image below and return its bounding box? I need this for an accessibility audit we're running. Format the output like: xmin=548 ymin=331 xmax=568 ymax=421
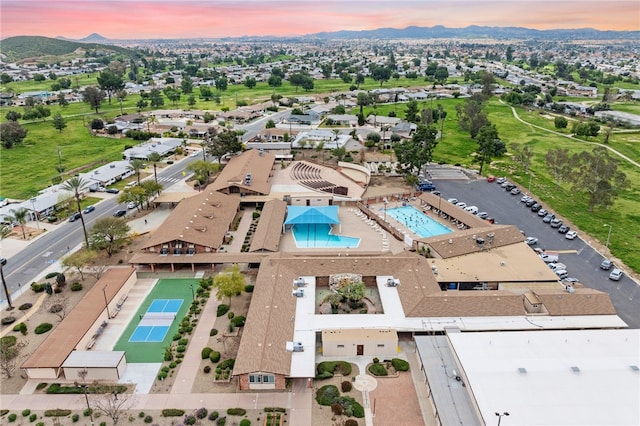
xmin=226 ymin=206 xmax=255 ymax=252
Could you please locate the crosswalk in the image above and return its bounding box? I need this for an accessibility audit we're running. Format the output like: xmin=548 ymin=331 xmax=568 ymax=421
xmin=157 ymin=177 xmax=182 ymax=184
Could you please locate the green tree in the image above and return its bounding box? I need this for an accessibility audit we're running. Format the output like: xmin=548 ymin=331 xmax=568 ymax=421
xmin=89 ymin=217 xmax=130 ymax=257
xmin=212 ymin=264 xmax=245 ymax=304
xmin=9 ymin=207 xmax=29 ymax=239
xmin=509 ymin=142 xmax=534 ymax=173
xmin=365 ymin=132 xmax=381 ymax=150
xmin=83 ymin=86 xmax=105 ymax=113
xmin=332 ymin=146 xmax=346 ymax=161
xmin=51 ymin=112 xmax=67 ymax=132
xmin=199 ymin=86 xmax=214 ymax=101
xmin=61 ymin=249 xmax=98 ymax=281
xmin=336 ymin=280 xmax=365 ymax=304
xmin=0 ymin=121 xmax=28 ymax=148
xmin=97 ymin=70 xmax=125 ymax=104
xmin=215 ymin=76 xmax=228 ymax=93
xmin=265 ymin=119 xmax=276 ymax=129
xmin=5 ymin=110 xmax=21 ymax=122
xmin=474 ymin=124 xmax=506 ymax=175
xmin=355 ymin=73 xmax=365 ymax=88
xmin=147 ymin=152 xmax=162 ymax=184
xmin=356 ymin=92 xmax=371 ymax=116
xmin=554 ymin=116 xmax=568 ymax=129
xmin=57 ymin=93 xmax=69 ymax=108
xmin=370 ymin=65 xmax=391 ymax=87
xmin=404 ymin=100 xmax=420 ymax=123
xmin=434 ymin=66 xmax=449 ymax=85
xmin=243 ymin=77 xmax=257 ymax=89
xmin=149 ymin=89 xmax=164 ymax=108
xmin=207 ymin=130 xmax=242 ymax=163
xmin=570 ymin=146 xmax=629 ymax=212
xmin=187 ymin=95 xmax=196 ymax=108
xmin=394 ymin=124 xmax=439 ymax=175
xmin=181 ymin=75 xmax=194 ymax=94
xmin=187 ymin=159 xmax=218 ymax=186
xmin=61 ymin=176 xmax=91 ymax=246
xmin=456 ymin=95 xmax=488 ymax=139
xmin=127 ymin=159 xmax=146 ymax=185
xmin=267 ymin=75 xmax=282 ymax=88
xmin=136 ymin=99 xmax=148 ymax=111
xmin=140 ymin=180 xmax=164 ymax=206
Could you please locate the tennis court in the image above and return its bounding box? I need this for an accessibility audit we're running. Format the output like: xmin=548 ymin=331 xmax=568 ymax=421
xmin=128 ymin=298 xmax=183 ymax=342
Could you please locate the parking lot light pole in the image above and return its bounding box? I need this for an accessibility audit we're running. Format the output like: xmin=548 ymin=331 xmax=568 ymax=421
xmin=30 ymin=198 xmax=40 ymax=230
xmin=604 ymin=224 xmax=612 ymax=250
xmin=495 ymin=412 xmax=509 ymax=426
xmin=102 ymin=285 xmax=111 ymax=319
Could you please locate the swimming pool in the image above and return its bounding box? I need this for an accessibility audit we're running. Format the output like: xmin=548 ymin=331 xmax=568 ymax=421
xmin=385 ymin=206 xmax=452 ymax=238
xmin=292 ymin=224 xmax=361 ymax=248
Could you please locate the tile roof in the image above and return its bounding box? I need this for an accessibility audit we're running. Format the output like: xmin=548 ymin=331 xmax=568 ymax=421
xmin=249 ymin=199 xmax=287 ymax=252
xmin=142 ymin=190 xmax=239 ymax=250
xmin=209 ymin=149 xmax=275 ymax=196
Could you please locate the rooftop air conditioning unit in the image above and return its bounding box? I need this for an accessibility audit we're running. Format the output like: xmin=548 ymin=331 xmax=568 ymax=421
xmin=286 ymin=341 xmax=304 ymax=352
xmin=292 ymin=289 xmax=304 ymax=297
xmin=293 ymin=277 xmax=306 ymax=287
xmin=386 ymin=278 xmax=400 ymax=287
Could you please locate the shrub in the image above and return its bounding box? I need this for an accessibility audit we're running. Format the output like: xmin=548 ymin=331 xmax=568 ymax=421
xmin=264 ymin=407 xmax=286 ymax=413
xmin=239 ymin=420 xmax=251 ymax=426
xmin=227 ymin=311 xmax=235 ymax=319
xmin=195 ymin=408 xmax=208 ymax=419
xmin=72 ymin=414 xmax=79 ymax=422
xmin=13 ymin=323 xmax=27 ymax=335
xmin=316 ymin=385 xmax=340 ymax=406
xmin=201 ymin=347 xmax=213 ymax=359
xmin=316 ymin=361 xmax=352 ymax=377
xmin=372 ymin=357 xmax=379 ymax=364
xmin=345 ymin=420 xmax=359 ymax=426
xmin=228 ymin=323 xmax=234 ymax=333
xmin=0 ymin=336 xmax=16 ymax=346
xmin=8 ymin=413 xmax=17 ymax=422
xmin=49 ymin=304 xmax=63 ymax=314
xmin=34 ymin=323 xmax=53 ymax=334
xmin=83 ymin=408 xmax=92 ymax=417
xmin=169 ymin=361 xmax=177 ymax=368
xmin=161 ymin=366 xmax=170 ymax=373
xmin=231 ymin=316 xmax=245 ymax=327
xmin=219 ymin=358 xmax=234 ymax=370
xmin=368 ymin=363 xmax=387 ymax=376
xmin=331 ymin=403 xmax=343 ymax=415
xmin=226 ymin=408 xmax=246 ymax=416
xmin=30 ymin=283 xmax=44 ymax=293
xmin=216 ymin=304 xmax=229 ymax=317
xmin=29 ymin=414 xmax=37 ymax=422
xmin=45 ymin=272 xmax=59 ymax=279
xmin=184 ymin=414 xmax=196 ymax=425
xmin=216 ymin=417 xmax=226 ymax=426
xmin=70 ymin=282 xmax=83 ymax=291
xmin=161 ymin=409 xmax=184 ymax=417
xmin=22 ymin=409 xmax=31 ymax=417
xmin=244 ymin=285 xmax=254 ymax=293
xmin=209 ymin=351 xmax=221 ymax=363
xmin=208 ymin=411 xmax=219 ymax=421
xmin=391 ymin=358 xmax=410 ymax=372
xmin=18 ymin=303 xmax=33 ymax=311
xmin=204 ymin=365 xmax=211 ymax=373
xmin=341 ymin=380 xmax=352 ymax=392
xmin=176 ymin=345 xmax=186 ymax=353
xmin=44 ymin=410 xmax=71 ymax=417
xmin=157 ymin=371 xmax=167 ymax=380
xmin=315 ymin=371 xmax=333 ymax=380
xmin=1 ymin=316 xmax=16 ymax=325
xmin=210 ymin=328 xmax=218 ymax=336
xmin=144 ymin=415 xmax=153 ymax=423
xmin=252 ymin=211 xmax=261 ymax=219
xmin=178 ymin=338 xmax=188 ymax=345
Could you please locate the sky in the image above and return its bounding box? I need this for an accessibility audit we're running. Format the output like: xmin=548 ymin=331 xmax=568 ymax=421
xmin=1 ymin=0 xmax=638 ymax=40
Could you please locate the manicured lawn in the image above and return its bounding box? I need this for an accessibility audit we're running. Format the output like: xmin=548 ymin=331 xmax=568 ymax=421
xmin=113 ymin=279 xmax=197 ymax=363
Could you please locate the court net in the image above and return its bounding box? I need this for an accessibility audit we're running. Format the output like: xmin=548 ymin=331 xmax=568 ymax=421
xmin=139 ymin=312 xmax=176 ymax=326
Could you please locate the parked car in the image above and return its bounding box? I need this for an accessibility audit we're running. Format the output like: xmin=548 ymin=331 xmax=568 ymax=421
xmin=496 ymin=177 xmax=506 ymax=184
xmin=609 ymin=269 xmax=623 ymax=281
xmin=565 ymin=231 xmax=578 ymax=240
xmin=127 ymin=202 xmax=137 ymax=209
xmin=417 ymin=181 xmax=436 ymax=191
xmin=510 ymin=187 xmax=521 ymax=195
xmin=600 ymin=259 xmax=613 ymax=270
xmin=456 ymin=202 xmax=467 ymax=209
xmin=82 ymin=205 xmax=95 ymax=214
xmin=431 ymin=190 xmax=441 ymax=196
xmin=521 ymin=195 xmax=532 ymax=203
xmin=525 ymin=237 xmax=539 ymax=245
xmin=562 ymin=277 xmax=579 ymax=284
xmin=537 ymin=208 xmax=548 ymax=217
xmin=525 ymin=199 xmax=537 ymax=207
xmin=533 ymin=247 xmax=545 ymax=255
xmin=106 ymin=188 xmax=120 ymax=194
xmin=477 ymin=212 xmax=489 ymax=220
xmin=555 ymin=270 xmax=569 ymax=280
xmin=68 ymin=212 xmax=81 ymax=222
xmin=558 ymin=225 xmax=570 ymax=234
xmin=530 ymin=203 xmax=542 ymax=212
xmin=447 ymin=198 xmax=458 ymax=204
xmin=542 ymin=214 xmax=555 ymax=223
xmin=550 ymin=219 xmax=563 ymax=228
xmin=487 ymin=176 xmax=496 ymax=182
xmin=501 ymin=181 xmax=511 ymax=188
xmin=113 ymin=210 xmax=127 ymax=217
xmin=464 ymin=205 xmax=478 ymax=215
xmin=540 ymin=254 xmax=559 ymax=263
xmin=504 ymin=183 xmax=516 ymax=191
xmin=548 ymin=262 xmax=567 ymax=272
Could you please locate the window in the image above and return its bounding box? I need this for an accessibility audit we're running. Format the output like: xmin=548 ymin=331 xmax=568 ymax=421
xmin=249 ymin=373 xmax=275 ymax=384
xmin=337 ymin=345 xmax=345 ymax=348
xmin=377 ymin=344 xmax=385 ymax=348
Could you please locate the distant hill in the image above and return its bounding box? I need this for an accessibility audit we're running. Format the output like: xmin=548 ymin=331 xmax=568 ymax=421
xmin=309 ymin=25 xmax=639 ymax=40
xmin=78 ymin=33 xmax=111 ymax=43
xmin=1 ymin=35 xmax=133 ymax=62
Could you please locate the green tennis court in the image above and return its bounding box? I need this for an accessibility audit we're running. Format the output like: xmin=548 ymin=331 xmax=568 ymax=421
xmin=114 ymin=279 xmax=197 ymax=362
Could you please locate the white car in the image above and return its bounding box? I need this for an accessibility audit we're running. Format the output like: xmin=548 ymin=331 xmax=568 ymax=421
xmin=565 ymin=231 xmax=578 ymax=240
xmin=127 ymin=202 xmax=137 ymax=209
xmin=539 ymin=254 xmax=559 ymax=263
xmin=525 ymin=237 xmax=538 ymax=245
xmin=609 ymin=268 xmax=623 ymax=281
xmin=548 ymin=262 xmax=567 ymax=272
xmin=456 ymin=202 xmax=467 ymax=209
xmin=447 ymin=198 xmax=458 ymax=204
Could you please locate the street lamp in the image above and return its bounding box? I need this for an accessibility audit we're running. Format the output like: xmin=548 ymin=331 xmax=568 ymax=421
xmin=604 ymin=224 xmax=613 ymax=251
xmin=0 ymin=257 xmax=12 ymax=309
xmin=102 ymin=285 xmax=111 ymax=319
xmin=189 ymin=284 xmax=195 ymax=300
xmin=495 ymin=412 xmax=509 ymax=426
xmin=30 ymin=198 xmax=40 ymax=230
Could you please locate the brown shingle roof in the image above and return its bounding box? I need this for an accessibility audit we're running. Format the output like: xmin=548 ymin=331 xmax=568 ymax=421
xmin=142 ymin=190 xmax=239 ymax=250
xmin=22 ymin=267 xmax=135 ymax=370
xmin=534 ymin=288 xmax=617 ymax=316
xmin=404 ymin=292 xmax=526 ymax=317
xmin=209 ymin=149 xmax=275 ymax=196
xmin=418 ymin=192 xmax=492 ymax=229
xmin=249 ymin=199 xmax=287 ymax=252
xmin=420 ymin=225 xmax=526 ymax=259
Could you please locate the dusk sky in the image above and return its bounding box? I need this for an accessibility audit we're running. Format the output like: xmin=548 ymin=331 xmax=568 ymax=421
xmin=1 ymin=0 xmax=638 ymax=40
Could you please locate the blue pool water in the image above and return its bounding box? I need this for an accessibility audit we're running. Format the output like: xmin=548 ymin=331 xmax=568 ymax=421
xmin=292 ymin=224 xmax=360 ymax=248
xmin=385 ymin=206 xmax=452 ymax=238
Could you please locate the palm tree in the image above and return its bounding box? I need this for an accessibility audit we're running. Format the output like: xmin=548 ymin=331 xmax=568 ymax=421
xmin=128 ymin=159 xmax=145 ymax=185
xmin=147 ymin=152 xmax=162 ymax=184
xmin=0 ymin=225 xmax=13 ymax=308
xmin=9 ymin=207 xmax=28 ymax=239
xmin=61 ymin=176 xmax=90 ymax=247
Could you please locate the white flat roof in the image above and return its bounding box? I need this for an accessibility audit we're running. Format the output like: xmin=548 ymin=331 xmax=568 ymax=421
xmin=448 ymin=329 xmax=640 ymax=426
xmin=62 ymin=351 xmax=126 ymax=368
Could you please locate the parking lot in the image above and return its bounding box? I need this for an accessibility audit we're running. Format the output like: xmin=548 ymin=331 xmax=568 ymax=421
xmin=431 ymin=176 xmax=640 ymax=328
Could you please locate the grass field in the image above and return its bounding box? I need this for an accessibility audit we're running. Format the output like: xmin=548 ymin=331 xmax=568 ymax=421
xmin=113 ymin=279 xmax=197 ymax=363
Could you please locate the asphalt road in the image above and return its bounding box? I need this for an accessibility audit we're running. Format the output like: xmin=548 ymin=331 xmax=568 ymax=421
xmin=431 ymin=176 xmax=640 ymax=328
xmin=1 ymin=156 xmax=200 ymax=305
